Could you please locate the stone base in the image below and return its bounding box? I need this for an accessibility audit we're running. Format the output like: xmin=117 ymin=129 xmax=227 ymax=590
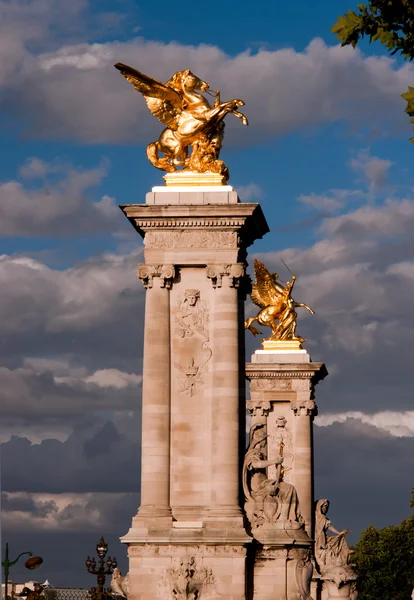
xmin=127 ymin=543 xmax=248 ymax=600
xmin=252 ymin=546 xmax=313 ymax=600
xmin=163 ymin=171 xmax=227 ymax=186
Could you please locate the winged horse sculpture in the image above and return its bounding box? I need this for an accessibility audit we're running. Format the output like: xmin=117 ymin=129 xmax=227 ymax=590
xmin=114 ymin=63 xmax=248 ymax=178
xmin=245 ymin=259 xmax=315 ymax=343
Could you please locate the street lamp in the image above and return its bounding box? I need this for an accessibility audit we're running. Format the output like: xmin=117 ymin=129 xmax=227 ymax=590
xmin=2 ymin=543 xmax=43 ymax=600
xmin=85 ymin=537 xmax=117 ymax=600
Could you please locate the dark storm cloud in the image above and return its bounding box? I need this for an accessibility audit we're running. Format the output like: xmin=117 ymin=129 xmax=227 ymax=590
xmin=314 ymin=419 xmax=414 ymax=542
xmin=1 ymin=417 xmax=141 ymax=493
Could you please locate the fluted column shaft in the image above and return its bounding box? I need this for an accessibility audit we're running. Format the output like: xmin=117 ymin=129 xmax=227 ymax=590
xmin=137 ymin=265 xmax=173 ymax=518
xmin=208 ymin=265 xmax=244 ymax=517
xmin=293 ymin=403 xmax=314 ymax=536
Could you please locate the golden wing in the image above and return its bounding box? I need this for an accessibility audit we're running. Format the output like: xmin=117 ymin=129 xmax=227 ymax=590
xmin=250 ymin=259 xmax=284 ymax=308
xmin=114 ymin=63 xmax=183 ymax=130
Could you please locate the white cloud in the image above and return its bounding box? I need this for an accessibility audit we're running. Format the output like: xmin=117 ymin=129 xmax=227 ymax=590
xmin=0 ymin=3 xmax=412 ymax=144
xmin=84 ymin=368 xmax=142 ymax=388
xmin=349 ymin=149 xmax=393 ymax=193
xmin=236 ymin=183 xmax=264 ymax=202
xmin=316 ymin=411 xmax=414 ymax=438
xmin=0 ymin=158 xmax=124 ymax=237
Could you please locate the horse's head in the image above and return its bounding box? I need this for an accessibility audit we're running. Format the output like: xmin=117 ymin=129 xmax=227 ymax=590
xmin=169 ymin=69 xmax=209 ymax=93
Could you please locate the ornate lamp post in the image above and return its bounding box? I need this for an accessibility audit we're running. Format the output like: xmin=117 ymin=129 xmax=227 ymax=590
xmin=2 ymin=543 xmax=43 ymax=600
xmin=85 ymin=538 xmax=117 ymax=600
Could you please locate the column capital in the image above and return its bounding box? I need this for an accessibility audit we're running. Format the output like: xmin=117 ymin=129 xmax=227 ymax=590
xmin=291 ymin=399 xmax=318 ymax=417
xmin=206 ymin=263 xmax=245 ymax=288
xmin=246 ymin=400 xmax=272 ymax=418
xmin=137 ymin=264 xmax=175 ymax=289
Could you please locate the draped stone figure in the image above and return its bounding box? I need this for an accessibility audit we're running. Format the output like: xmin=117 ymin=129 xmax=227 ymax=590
xmin=243 ymin=423 xmax=304 ymax=530
xmin=315 ymin=499 xmax=353 ymax=570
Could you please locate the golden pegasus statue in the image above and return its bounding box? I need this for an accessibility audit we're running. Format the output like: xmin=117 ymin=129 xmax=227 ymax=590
xmin=114 ymin=63 xmax=248 ymax=180
xmin=245 ymin=259 xmax=315 ymax=343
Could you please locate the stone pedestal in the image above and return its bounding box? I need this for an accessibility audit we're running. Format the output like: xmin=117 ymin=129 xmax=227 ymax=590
xmin=120 ymin=184 xmax=268 ymax=600
xmin=246 ymin=346 xmax=327 ymax=599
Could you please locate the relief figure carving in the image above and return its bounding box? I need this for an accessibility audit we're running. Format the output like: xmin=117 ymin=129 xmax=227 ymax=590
xmin=174 ymin=290 xmax=211 ymax=397
xmin=243 ymin=423 xmax=304 ymax=532
xmin=161 ymin=557 xmax=215 ymax=600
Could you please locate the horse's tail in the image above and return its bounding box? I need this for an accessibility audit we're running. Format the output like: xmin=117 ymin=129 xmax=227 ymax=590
xmin=146 ymin=142 xmax=175 ymax=172
xmin=146 ymin=142 xmax=159 ymax=168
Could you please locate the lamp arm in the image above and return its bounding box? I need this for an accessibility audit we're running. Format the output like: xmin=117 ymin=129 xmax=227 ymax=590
xmin=8 ymin=552 xmax=33 ymax=568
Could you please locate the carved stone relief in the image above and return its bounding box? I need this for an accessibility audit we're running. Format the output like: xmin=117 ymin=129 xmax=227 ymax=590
xmin=161 ymin=557 xmax=215 ymax=600
xmin=249 ymin=378 xmax=292 ymax=392
xmin=137 ymin=264 xmax=175 ymax=289
xmin=291 ymin=399 xmax=317 ymax=417
xmin=243 ymin=422 xmax=305 ymax=532
xmin=206 ymin=263 xmax=244 ymax=288
xmin=270 ymin=415 xmax=293 ymax=483
xmin=144 ymin=231 xmax=237 ymax=249
xmin=246 ymin=400 xmax=271 ymax=418
xmin=288 ymin=548 xmax=313 ymax=600
xmin=173 ymin=290 xmax=211 ymax=397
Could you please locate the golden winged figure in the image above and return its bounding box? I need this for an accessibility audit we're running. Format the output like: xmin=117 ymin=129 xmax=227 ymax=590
xmin=114 ymin=63 xmax=248 ymax=179
xmin=245 ymin=259 xmax=315 ymax=343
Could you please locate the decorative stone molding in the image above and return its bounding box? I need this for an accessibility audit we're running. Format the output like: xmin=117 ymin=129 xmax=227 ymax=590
xmin=135 ymin=218 xmax=247 ymax=230
xmin=144 ymin=231 xmax=238 ymax=249
xmin=206 ymin=263 xmax=245 ymax=288
xmin=246 ymin=400 xmax=272 ymax=418
xmin=291 ymin=399 xmax=317 ymax=417
xmin=137 ymin=264 xmax=175 ymax=289
xmin=256 ymin=548 xmax=287 ymax=560
xmin=249 ymin=378 xmax=293 ymax=391
xmin=248 ymin=371 xmax=318 ymax=379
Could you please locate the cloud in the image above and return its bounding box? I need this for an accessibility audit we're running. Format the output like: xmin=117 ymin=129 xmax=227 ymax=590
xmin=1 ymin=417 xmax=141 ymax=494
xmin=236 ymin=183 xmax=264 ymax=202
xmin=298 ymin=189 xmax=364 ymax=213
xmin=2 ymin=491 xmax=139 ymax=532
xmin=314 ymin=419 xmax=414 ymax=541
xmin=349 ymin=149 xmax=393 ymax=193
xmin=0 ymin=250 xmax=145 ymax=438
xmin=0 ymin=158 xmax=127 ymax=237
xmin=0 ymin=0 xmax=412 ymax=146
xmin=317 ymin=411 xmax=414 ymax=437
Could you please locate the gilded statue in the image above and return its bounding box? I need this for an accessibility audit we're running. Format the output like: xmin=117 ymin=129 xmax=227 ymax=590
xmin=245 ymin=259 xmax=315 ymax=343
xmin=114 ymin=63 xmax=248 ymax=179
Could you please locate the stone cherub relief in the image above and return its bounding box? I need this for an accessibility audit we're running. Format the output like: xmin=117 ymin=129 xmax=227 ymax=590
xmin=162 ymin=557 xmax=215 ymax=600
xmin=115 ymin=63 xmax=247 ymax=179
xmin=243 ymin=423 xmax=304 ymax=532
xmin=315 ymin=499 xmax=353 ymax=571
xmin=174 ymin=290 xmax=211 ymax=397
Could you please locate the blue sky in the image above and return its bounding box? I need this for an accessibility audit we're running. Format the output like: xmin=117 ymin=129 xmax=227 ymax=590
xmin=1 ymin=0 xmax=414 ymax=588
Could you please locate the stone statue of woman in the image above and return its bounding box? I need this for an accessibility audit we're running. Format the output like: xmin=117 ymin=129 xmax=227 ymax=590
xmin=315 ymin=499 xmax=353 ymax=570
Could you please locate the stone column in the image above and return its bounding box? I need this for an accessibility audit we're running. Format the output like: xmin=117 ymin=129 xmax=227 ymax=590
xmin=292 ymin=386 xmax=317 ymax=537
xmin=136 ymin=264 xmax=174 ymax=519
xmin=207 ymin=263 xmax=245 ymax=518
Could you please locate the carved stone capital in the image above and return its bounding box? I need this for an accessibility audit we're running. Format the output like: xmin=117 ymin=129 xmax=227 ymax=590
xmin=206 ymin=263 xmax=245 ymax=288
xmin=291 ymin=399 xmax=317 ymax=417
xmin=137 ymin=264 xmax=175 ymax=289
xmin=246 ymin=400 xmax=272 ymax=417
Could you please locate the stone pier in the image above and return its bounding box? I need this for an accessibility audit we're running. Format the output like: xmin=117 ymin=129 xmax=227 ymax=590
xmin=245 ymin=345 xmax=327 ymax=600
xmin=120 ymin=184 xmax=268 ymax=600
